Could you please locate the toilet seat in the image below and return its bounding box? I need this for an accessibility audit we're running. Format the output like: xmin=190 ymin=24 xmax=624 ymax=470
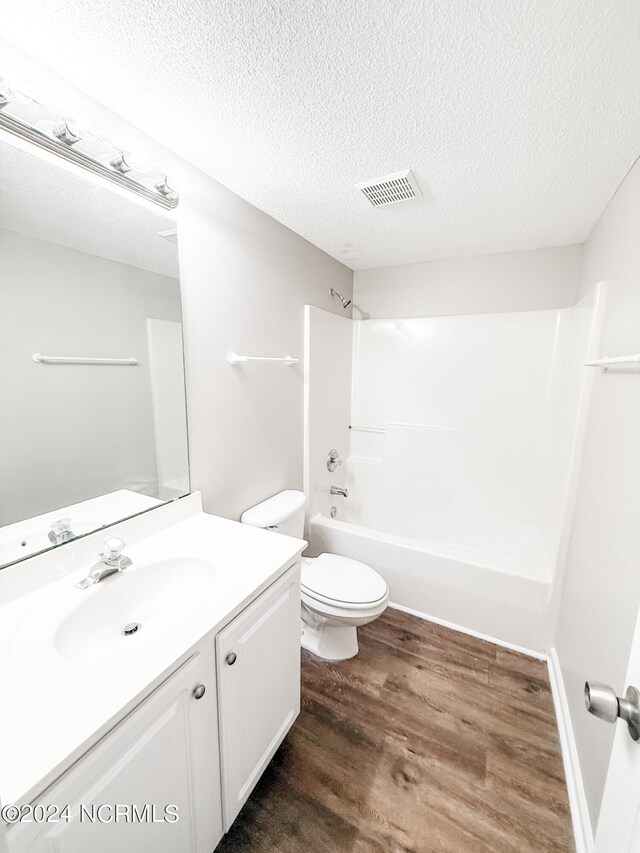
xmin=301 ymin=554 xmax=388 ymax=610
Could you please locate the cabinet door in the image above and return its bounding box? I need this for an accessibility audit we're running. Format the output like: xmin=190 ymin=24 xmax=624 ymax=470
xmin=217 ymin=565 xmax=301 ymax=829
xmin=9 ymin=649 xmax=222 ymax=853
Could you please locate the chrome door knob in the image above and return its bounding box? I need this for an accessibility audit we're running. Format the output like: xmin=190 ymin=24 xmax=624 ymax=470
xmin=585 ymin=682 xmax=619 ymax=722
xmin=225 ymin=652 xmax=237 ymax=666
xmin=193 ymin=684 xmax=206 ymax=700
xmin=585 ymin=681 xmax=640 ymax=741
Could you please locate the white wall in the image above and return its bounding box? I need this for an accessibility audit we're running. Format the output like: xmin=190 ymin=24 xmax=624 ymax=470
xmin=554 ymin=156 xmax=640 ymax=830
xmin=0 ymin=228 xmax=181 ymax=525
xmin=179 ymin=190 xmax=353 ymax=519
xmin=353 ymin=245 xmax=582 ymax=319
xmin=1 ymin=41 xmax=353 ymax=523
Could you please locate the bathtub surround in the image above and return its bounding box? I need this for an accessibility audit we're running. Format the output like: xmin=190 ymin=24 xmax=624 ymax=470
xmin=305 ymin=288 xmax=603 ymax=650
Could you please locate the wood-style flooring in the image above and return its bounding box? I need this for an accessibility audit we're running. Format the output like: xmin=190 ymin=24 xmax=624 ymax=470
xmin=216 ymin=608 xmax=574 ymax=853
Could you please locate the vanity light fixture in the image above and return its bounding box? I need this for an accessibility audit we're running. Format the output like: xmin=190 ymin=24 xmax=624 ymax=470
xmin=0 ymin=74 xmax=179 ymax=209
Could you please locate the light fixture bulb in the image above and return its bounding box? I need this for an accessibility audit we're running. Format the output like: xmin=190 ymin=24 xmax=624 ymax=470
xmin=156 ymin=175 xmax=178 ymax=202
xmin=166 ymin=163 xmax=192 ymax=191
xmin=111 ymin=150 xmax=138 ymax=173
xmin=0 ymin=78 xmax=14 ymax=107
xmin=64 ymin=103 xmax=99 ymax=136
xmin=53 ymin=118 xmax=84 ymax=144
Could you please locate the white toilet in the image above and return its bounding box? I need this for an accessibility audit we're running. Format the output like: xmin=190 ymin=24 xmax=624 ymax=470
xmin=240 ymin=490 xmax=389 ymax=661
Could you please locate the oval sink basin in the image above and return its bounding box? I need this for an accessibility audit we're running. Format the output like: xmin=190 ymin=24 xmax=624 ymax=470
xmin=54 ymin=557 xmax=217 ymax=662
xmin=10 ymin=550 xmax=221 ymax=670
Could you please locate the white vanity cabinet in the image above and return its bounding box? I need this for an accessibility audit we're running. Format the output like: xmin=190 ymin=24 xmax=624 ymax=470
xmin=217 ymin=565 xmax=301 ymax=829
xmin=8 ymin=647 xmax=223 ymax=853
xmin=5 ymin=560 xmax=302 ymax=853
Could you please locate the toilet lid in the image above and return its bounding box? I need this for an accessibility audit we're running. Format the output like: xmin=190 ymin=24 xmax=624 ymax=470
xmin=302 ymin=554 xmax=388 ymax=606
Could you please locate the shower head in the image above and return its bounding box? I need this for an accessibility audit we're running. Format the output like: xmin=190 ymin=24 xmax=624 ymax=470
xmin=330 ymin=288 xmax=352 ymax=309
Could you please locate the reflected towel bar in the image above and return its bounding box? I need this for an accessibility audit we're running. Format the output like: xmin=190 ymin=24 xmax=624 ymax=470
xmin=349 ymin=425 xmax=386 ymax=434
xmin=227 ymin=352 xmax=298 ymax=366
xmin=584 ymin=354 xmax=640 ymax=371
xmin=32 ymin=353 xmax=138 ymax=366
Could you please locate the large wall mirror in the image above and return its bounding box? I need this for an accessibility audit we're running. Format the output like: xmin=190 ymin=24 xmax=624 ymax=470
xmin=0 ymin=139 xmax=189 ymax=568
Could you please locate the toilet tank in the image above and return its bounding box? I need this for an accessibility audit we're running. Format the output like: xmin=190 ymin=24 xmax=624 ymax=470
xmin=240 ymin=490 xmax=306 ymax=538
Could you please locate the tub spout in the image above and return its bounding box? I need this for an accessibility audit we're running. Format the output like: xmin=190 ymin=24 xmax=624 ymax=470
xmin=330 ymin=486 xmax=349 ymax=498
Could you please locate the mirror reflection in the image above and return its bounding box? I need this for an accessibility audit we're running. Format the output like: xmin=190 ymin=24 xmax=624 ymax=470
xmin=0 ymin=141 xmax=189 ymax=567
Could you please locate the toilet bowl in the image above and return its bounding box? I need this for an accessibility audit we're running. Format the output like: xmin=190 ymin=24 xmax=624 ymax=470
xmin=300 ymin=554 xmax=388 ymax=659
xmin=240 ymin=490 xmax=389 ymax=661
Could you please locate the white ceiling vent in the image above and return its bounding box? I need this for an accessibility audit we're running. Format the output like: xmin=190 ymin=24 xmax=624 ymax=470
xmin=355 ymin=169 xmax=422 ymax=207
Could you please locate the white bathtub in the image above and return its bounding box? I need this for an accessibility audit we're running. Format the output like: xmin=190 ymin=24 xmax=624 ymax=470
xmin=307 ymin=512 xmax=552 ymax=651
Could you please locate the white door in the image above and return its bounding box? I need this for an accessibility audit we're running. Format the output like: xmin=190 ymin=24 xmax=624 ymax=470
xmin=595 ymin=603 xmax=640 ymax=851
xmin=217 ymin=565 xmax=301 ymax=830
xmin=8 ymin=651 xmax=222 ymax=853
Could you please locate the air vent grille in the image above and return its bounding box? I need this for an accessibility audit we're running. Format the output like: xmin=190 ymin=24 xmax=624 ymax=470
xmin=355 ymin=169 xmax=422 ymax=207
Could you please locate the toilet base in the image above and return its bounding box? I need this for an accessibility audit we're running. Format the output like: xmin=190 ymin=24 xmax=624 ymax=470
xmin=301 ymin=621 xmax=359 ymax=661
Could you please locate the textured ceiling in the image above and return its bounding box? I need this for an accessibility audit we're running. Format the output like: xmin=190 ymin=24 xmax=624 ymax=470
xmin=0 ymin=143 xmax=179 ymax=278
xmin=3 ymin=1 xmax=640 ymax=270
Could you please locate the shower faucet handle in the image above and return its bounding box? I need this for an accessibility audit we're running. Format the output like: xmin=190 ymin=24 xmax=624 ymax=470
xmin=327 ymin=449 xmax=343 ymax=472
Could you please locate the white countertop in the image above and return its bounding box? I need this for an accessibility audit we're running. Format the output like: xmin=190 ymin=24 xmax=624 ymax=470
xmin=0 ymin=494 xmax=305 ymax=806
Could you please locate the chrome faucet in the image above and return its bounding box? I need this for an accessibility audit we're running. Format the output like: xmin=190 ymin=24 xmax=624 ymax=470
xmin=49 ymin=518 xmax=76 ymax=545
xmin=330 ymin=486 xmax=349 ymax=498
xmin=76 ymin=537 xmax=132 ymax=589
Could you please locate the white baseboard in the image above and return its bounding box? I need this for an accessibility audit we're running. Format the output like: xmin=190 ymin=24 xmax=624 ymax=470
xmin=388 ymin=601 xmax=548 ymax=660
xmin=547 ymin=648 xmax=594 ymax=853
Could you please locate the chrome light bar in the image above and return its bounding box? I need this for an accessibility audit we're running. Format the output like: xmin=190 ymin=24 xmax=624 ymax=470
xmin=0 ymin=76 xmax=178 ymax=209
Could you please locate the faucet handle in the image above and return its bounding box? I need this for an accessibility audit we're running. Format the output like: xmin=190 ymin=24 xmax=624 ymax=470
xmin=102 ymin=537 xmax=125 ymax=560
xmin=50 ymin=518 xmax=71 ymax=535
xmin=327 ymin=449 xmax=343 ymax=473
